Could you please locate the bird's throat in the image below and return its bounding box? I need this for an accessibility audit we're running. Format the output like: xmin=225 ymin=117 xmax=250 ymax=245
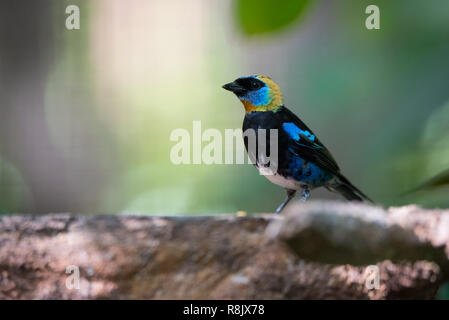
xmin=241 ymin=100 xmax=282 ymax=113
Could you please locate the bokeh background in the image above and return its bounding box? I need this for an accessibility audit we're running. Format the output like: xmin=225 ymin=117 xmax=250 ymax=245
xmin=1 ymin=0 xmax=449 ymax=215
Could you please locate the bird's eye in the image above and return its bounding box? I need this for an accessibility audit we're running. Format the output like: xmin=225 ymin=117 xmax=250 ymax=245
xmin=251 ymin=81 xmax=260 ymax=89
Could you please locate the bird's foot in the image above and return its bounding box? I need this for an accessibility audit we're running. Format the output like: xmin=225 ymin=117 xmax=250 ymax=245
xmin=300 ymin=185 xmax=311 ymax=202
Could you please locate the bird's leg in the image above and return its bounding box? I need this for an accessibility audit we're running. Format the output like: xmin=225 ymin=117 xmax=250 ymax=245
xmin=300 ymin=185 xmax=311 ymax=201
xmin=274 ymin=189 xmax=296 ymax=214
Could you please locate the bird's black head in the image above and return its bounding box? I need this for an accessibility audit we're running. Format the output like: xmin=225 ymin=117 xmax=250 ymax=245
xmin=222 ymin=76 xmax=266 ymax=97
xmin=222 ymin=75 xmax=283 ymax=112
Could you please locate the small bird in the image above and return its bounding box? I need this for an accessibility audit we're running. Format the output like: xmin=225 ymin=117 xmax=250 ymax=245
xmin=223 ymin=75 xmax=372 ymax=213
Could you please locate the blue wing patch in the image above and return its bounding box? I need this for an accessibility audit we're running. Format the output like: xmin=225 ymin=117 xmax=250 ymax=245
xmin=282 ymin=122 xmax=315 ymax=141
xmin=282 ymin=122 xmax=323 ymax=150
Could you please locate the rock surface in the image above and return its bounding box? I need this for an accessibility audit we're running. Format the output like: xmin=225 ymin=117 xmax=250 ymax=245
xmin=0 ymin=201 xmax=448 ymax=299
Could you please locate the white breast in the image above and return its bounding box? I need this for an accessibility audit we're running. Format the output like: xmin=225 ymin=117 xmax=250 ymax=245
xmin=263 ymin=172 xmax=301 ymax=190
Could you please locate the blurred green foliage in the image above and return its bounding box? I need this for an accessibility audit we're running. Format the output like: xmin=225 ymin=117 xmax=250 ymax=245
xmin=1 ymin=0 xmax=449 ymax=217
xmin=1 ymin=0 xmax=449 ymax=299
xmin=0 ymin=157 xmax=30 ymax=213
xmin=235 ymin=0 xmax=311 ymax=34
xmin=437 ymin=282 xmax=449 ymax=300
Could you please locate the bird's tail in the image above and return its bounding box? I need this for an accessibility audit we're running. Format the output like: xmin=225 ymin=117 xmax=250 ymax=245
xmin=329 ymin=174 xmax=373 ymax=202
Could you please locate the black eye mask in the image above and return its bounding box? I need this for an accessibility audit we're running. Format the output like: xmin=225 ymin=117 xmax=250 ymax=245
xmin=235 ymin=77 xmax=266 ymax=91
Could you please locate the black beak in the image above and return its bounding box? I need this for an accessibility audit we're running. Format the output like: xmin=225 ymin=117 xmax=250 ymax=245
xmin=222 ymin=81 xmax=247 ymax=96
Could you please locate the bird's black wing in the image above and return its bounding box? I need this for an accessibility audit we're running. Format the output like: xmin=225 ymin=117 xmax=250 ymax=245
xmin=277 ymin=106 xmax=340 ymax=175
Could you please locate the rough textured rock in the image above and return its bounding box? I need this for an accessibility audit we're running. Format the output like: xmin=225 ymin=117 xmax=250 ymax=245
xmin=268 ymin=202 xmax=449 ymax=268
xmin=0 ymin=201 xmax=448 ymax=299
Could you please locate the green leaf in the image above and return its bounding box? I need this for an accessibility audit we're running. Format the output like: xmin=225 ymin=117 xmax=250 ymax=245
xmin=235 ymin=0 xmax=312 ymax=35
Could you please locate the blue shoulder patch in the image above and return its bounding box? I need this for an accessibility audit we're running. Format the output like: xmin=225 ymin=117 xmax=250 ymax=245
xmin=282 ymin=123 xmax=315 ymax=141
